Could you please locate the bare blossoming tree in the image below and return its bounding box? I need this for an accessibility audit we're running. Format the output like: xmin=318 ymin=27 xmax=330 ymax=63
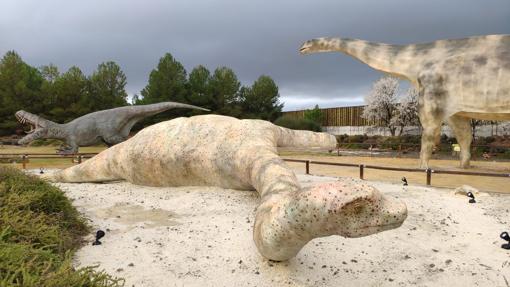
xmin=362 ymin=77 xmax=420 ymax=136
xmin=362 ymin=76 xmax=400 ymax=136
xmin=393 ymin=87 xmax=420 ymax=135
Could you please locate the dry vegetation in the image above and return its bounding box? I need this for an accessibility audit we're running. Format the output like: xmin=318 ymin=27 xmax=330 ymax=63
xmin=0 ymin=166 xmax=123 ymax=286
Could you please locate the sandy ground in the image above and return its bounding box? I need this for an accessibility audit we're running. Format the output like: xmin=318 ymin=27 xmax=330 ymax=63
xmin=31 ymin=169 xmax=510 ymax=287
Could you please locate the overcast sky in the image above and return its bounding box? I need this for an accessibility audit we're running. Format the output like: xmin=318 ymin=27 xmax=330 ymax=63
xmin=1 ymin=0 xmax=509 ymax=111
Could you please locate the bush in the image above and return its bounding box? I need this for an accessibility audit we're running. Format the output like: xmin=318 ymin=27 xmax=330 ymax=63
xmin=399 ymin=135 xmax=421 ymax=144
xmin=335 ymin=134 xmax=349 ymax=143
xmin=347 ymin=134 xmax=367 ymax=143
xmin=303 ymin=105 xmax=323 ymax=124
xmin=0 ymin=166 xmax=124 ymax=287
xmin=273 ymin=116 xmax=322 ymax=132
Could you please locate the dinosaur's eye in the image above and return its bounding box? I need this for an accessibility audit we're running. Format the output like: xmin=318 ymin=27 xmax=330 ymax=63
xmin=347 ymin=199 xmax=365 ymax=214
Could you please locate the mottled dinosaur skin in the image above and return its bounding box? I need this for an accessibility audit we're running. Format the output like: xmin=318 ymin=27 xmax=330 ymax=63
xmin=300 ymin=35 xmax=510 ymax=168
xmin=46 ymin=115 xmax=407 ymax=261
xmin=15 ymin=102 xmax=209 ymax=154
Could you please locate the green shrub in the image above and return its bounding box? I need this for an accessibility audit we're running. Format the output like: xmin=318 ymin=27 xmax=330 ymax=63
xmin=399 ymin=135 xmax=421 ymax=144
xmin=335 ymin=134 xmax=349 ymax=143
xmin=346 ymin=135 xmax=366 ymax=143
xmin=0 ymin=166 xmax=124 ymax=287
xmin=303 ymin=105 xmax=324 ymax=124
xmin=274 ymin=116 xmax=322 ymax=132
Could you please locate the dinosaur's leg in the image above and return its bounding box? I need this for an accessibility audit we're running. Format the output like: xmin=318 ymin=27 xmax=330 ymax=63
xmin=102 ymin=135 xmax=128 ymax=146
xmin=57 ymin=139 xmax=79 ymax=155
xmin=447 ymin=115 xmax=472 ymax=168
xmin=418 ymin=90 xmax=444 ymax=169
xmin=250 ymin=151 xmax=407 ymax=261
xmin=45 ymin=142 xmax=126 ymax=183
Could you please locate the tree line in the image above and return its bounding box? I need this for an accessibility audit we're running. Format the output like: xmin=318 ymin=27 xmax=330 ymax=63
xmin=0 ymin=51 xmax=283 ymax=136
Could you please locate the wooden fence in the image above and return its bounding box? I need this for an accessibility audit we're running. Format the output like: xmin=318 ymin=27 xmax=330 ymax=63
xmin=283 ymin=105 xmax=381 ymax=127
xmin=0 ymin=153 xmax=96 ymax=169
xmin=282 ymin=158 xmax=510 ymax=186
xmin=2 ymin=153 xmax=509 ymax=188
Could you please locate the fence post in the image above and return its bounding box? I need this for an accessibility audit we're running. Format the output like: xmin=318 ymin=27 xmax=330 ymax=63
xmin=359 ymin=164 xmax=364 ymax=180
xmin=78 ymin=155 xmax=82 ymax=164
xmin=305 ymin=160 xmax=310 ymax=175
xmin=22 ymin=155 xmax=27 ymax=169
xmin=426 ymin=168 xmax=432 ymax=185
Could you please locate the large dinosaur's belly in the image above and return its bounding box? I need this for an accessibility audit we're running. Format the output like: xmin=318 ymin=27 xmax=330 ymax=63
xmin=448 ymin=65 xmax=510 ymax=114
xmin=107 ymin=117 xmax=268 ymax=190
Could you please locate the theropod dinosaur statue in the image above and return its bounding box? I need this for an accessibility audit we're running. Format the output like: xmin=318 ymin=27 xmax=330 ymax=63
xmin=16 ymin=102 xmax=209 ymax=153
xmin=45 ymin=115 xmax=407 ymax=261
xmin=300 ymin=35 xmax=510 ymax=168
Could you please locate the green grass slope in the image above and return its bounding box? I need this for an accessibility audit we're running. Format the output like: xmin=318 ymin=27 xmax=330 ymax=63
xmin=0 ymin=166 xmax=123 ymax=287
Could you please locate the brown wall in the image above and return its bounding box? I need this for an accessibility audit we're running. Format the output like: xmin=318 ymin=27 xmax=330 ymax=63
xmin=283 ymin=105 xmax=380 ymax=127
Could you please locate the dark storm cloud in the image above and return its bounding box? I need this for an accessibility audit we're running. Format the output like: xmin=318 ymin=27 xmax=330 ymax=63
xmin=1 ymin=0 xmax=509 ymax=111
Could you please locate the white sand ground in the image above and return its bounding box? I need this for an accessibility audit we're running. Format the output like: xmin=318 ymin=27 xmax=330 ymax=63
xmin=38 ymin=170 xmax=510 ymax=287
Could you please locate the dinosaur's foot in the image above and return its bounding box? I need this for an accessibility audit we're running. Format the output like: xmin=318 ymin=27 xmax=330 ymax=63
xmin=419 ymin=160 xmax=429 ymax=169
xmin=56 ymin=147 xmax=77 ymax=155
xmin=253 ymin=180 xmax=407 ymax=261
xmin=459 ymin=160 xmax=471 ymax=169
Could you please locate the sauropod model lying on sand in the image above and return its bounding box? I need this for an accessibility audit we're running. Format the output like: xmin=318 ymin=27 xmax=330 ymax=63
xmin=46 ymin=115 xmax=407 ymax=261
xmin=300 ymin=35 xmax=510 ymax=169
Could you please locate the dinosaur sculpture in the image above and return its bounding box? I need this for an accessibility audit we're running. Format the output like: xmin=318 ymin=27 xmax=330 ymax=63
xmin=300 ymin=34 xmax=510 ymax=168
xmin=15 ymin=102 xmax=209 ymax=154
xmin=45 ymin=115 xmax=407 ymax=261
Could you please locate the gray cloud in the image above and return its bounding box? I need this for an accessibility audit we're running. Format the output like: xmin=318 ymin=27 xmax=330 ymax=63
xmin=1 ymin=0 xmax=509 ymax=111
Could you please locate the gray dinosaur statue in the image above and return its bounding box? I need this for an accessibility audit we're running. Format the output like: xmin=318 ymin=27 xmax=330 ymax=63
xmin=300 ymin=34 xmax=510 ymax=168
xmin=44 ymin=115 xmax=407 ymax=261
xmin=15 ymin=102 xmax=209 ymax=154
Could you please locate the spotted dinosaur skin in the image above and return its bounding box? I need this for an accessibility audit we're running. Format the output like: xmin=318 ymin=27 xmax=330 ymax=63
xmin=300 ymin=35 xmax=510 ymax=168
xmin=45 ymin=115 xmax=407 ymax=261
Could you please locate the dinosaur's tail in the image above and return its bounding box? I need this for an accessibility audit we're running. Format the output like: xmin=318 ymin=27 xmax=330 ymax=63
xmin=44 ymin=142 xmax=127 ymax=183
xmin=300 ymin=37 xmax=421 ymax=82
xmin=276 ymin=126 xmax=337 ymax=149
xmin=129 ymin=102 xmax=210 ymax=116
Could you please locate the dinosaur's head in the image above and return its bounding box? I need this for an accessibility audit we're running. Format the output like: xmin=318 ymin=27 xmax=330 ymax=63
xmin=299 ymin=38 xmax=332 ymax=55
xmin=297 ymin=181 xmax=407 ymax=238
xmin=15 ymin=110 xmax=53 ymax=145
xmin=330 ymin=181 xmax=408 ymax=238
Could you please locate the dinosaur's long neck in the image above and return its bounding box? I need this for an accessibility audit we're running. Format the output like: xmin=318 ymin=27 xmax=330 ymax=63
xmin=318 ymin=38 xmax=418 ymax=83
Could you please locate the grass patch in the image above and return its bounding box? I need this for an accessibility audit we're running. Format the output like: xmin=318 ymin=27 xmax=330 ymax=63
xmin=0 ymin=166 xmax=124 ymax=287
